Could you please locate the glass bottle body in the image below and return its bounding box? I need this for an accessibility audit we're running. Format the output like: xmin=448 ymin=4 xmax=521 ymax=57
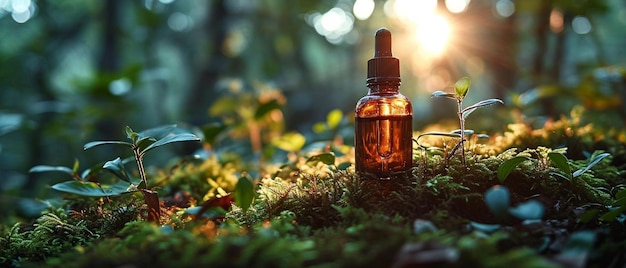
xmin=354 ymin=83 xmax=413 ymax=179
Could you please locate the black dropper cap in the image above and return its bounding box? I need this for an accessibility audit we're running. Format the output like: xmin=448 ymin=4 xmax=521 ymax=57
xmin=367 ymin=28 xmax=400 ymax=84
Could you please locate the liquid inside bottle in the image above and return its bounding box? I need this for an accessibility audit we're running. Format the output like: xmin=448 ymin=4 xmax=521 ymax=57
xmin=355 ymin=114 xmax=412 ymax=178
xmin=354 ymin=28 xmax=413 ymax=179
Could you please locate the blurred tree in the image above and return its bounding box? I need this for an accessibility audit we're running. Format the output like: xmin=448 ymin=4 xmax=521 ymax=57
xmin=185 ymin=0 xmax=228 ymax=125
xmin=517 ymin=0 xmax=611 ymax=118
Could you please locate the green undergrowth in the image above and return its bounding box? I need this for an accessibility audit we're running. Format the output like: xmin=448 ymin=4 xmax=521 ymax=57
xmin=2 ymin=108 xmax=626 ymax=267
xmin=3 ymin=145 xmax=624 ymax=267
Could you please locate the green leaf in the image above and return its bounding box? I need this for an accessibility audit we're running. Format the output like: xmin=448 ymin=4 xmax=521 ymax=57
xmin=548 ymin=152 xmax=571 ymax=177
xmin=103 ymin=157 xmax=131 ymax=183
xmin=138 ymin=124 xmax=178 ymax=140
xmin=485 ymin=185 xmax=510 ymax=219
xmin=461 ymin=99 xmax=503 ymax=119
xmin=431 ymin=90 xmax=457 ymax=99
xmin=312 ymin=122 xmax=326 ymax=134
xmin=84 ymin=140 xmax=132 ymax=151
xmin=80 ymin=169 xmax=93 ymax=180
xmin=450 ymin=129 xmax=474 ymax=136
xmin=497 ymin=156 xmax=530 ymax=183
xmin=326 ymin=109 xmax=343 ymax=129
xmin=202 ymin=122 xmax=229 ymax=146
xmin=307 ymin=153 xmax=336 ymax=166
xmin=476 ymin=134 xmax=490 ymax=139
xmin=613 ymin=196 xmax=626 ymax=207
xmin=29 ymin=165 xmax=74 ymax=175
xmin=209 ymin=96 xmax=238 ymax=116
xmin=136 ymin=136 xmax=157 ymax=151
xmin=337 ymin=162 xmax=352 ymax=170
xmin=508 ymin=200 xmax=544 ymax=220
xmin=125 ymin=126 xmax=138 ymax=142
xmin=573 ymin=152 xmax=611 ymax=177
xmin=141 ymin=133 xmax=201 ymax=154
xmin=469 ymin=222 xmax=501 ymax=233
xmin=272 ymin=132 xmax=306 ymax=152
xmin=599 ymin=207 xmax=626 ymax=222
xmin=550 ymin=171 xmax=571 ymax=182
xmin=616 ymin=188 xmax=626 ymax=200
xmin=454 ymin=77 xmax=471 ymax=99
xmin=254 ymin=99 xmax=282 ymax=120
xmin=578 ymin=208 xmax=599 ymax=223
xmin=51 ymin=180 xmax=130 ymax=197
xmin=183 ymin=206 xmax=227 ymax=219
xmin=561 ymin=231 xmax=596 ymax=254
xmin=415 ymin=131 xmax=462 ymax=151
xmin=72 ymin=159 xmax=80 ymax=174
xmin=234 ymin=176 xmax=255 ymax=212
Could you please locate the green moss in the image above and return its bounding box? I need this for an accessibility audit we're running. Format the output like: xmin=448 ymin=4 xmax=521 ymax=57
xmin=4 ymin=104 xmax=626 ymax=267
xmin=154 ymin=155 xmax=240 ymax=203
xmin=0 ymin=208 xmax=99 ymax=266
xmin=49 ymin=213 xmax=318 ymax=268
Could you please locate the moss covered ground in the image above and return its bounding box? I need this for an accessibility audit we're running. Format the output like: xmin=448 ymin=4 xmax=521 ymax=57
xmin=1 ymin=108 xmax=625 ymax=267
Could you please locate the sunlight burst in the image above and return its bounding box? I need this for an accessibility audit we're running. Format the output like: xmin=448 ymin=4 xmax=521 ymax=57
xmin=415 ymin=14 xmax=451 ymax=56
xmin=384 ymin=0 xmax=453 ymax=56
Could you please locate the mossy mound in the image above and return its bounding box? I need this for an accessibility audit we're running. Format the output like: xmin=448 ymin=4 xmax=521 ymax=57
xmin=2 ymin=111 xmax=626 ymax=267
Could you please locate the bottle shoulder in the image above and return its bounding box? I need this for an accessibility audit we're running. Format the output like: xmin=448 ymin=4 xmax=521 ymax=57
xmin=356 ymin=92 xmax=410 ymax=103
xmin=355 ymin=93 xmax=412 ymax=118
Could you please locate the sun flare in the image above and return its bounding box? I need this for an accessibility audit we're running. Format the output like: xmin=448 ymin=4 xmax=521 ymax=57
xmin=415 ymin=14 xmax=451 ymax=56
xmin=385 ymin=0 xmax=454 ymax=57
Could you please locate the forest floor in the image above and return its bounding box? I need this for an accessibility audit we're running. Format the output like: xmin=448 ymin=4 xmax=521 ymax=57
xmin=1 ymin=110 xmax=625 ymax=268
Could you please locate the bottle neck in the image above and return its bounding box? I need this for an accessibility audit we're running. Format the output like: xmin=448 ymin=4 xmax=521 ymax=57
xmin=367 ymin=82 xmax=401 ymax=95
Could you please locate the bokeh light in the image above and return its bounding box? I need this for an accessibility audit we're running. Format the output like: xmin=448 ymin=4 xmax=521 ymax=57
xmin=495 ymin=0 xmax=514 ymax=18
xmin=385 ymin=0 xmax=437 ymax=22
xmin=109 ymin=78 xmax=132 ymax=96
xmin=307 ymin=6 xmax=354 ymax=44
xmin=550 ymin=9 xmax=564 ymax=33
xmin=572 ymin=16 xmax=592 ymax=34
xmin=445 ymin=0 xmax=470 ymax=14
xmin=353 ymin=0 xmax=375 ymax=21
xmin=1 ymin=0 xmax=36 ymax=23
xmin=168 ymin=12 xmax=193 ymax=32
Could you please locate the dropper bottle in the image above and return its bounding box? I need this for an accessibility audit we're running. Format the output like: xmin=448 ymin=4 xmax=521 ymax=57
xmin=355 ymin=28 xmax=413 ymax=179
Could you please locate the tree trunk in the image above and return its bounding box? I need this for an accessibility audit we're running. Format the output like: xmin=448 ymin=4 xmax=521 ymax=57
xmin=533 ymin=0 xmax=556 ymax=117
xmin=99 ymin=0 xmax=119 ymax=72
xmin=185 ymin=0 xmax=230 ymax=125
xmin=533 ymin=0 xmax=551 ymax=80
xmin=551 ymin=12 xmax=572 ymax=82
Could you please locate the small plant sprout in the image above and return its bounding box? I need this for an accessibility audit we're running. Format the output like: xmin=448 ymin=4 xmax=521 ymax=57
xmin=424 ymin=77 xmax=503 ymax=166
xmin=83 ymin=124 xmax=201 ymax=222
xmin=497 ymin=149 xmax=612 ymax=183
xmin=30 ymin=125 xmax=201 ymax=222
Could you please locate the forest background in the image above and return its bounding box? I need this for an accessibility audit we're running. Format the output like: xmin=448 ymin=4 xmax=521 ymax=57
xmin=1 ymin=0 xmax=625 ymax=215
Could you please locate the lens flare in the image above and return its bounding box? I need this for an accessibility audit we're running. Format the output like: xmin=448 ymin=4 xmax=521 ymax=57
xmin=415 ymin=14 xmax=451 ymax=56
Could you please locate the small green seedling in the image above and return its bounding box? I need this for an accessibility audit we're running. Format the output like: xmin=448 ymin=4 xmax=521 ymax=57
xmin=497 ymin=150 xmax=626 ymax=223
xmin=32 ymin=125 xmax=201 ymax=222
xmin=497 ymin=151 xmax=611 ymax=183
xmin=420 ymin=77 xmax=503 ymax=166
xmin=83 ymin=124 xmax=201 ymax=221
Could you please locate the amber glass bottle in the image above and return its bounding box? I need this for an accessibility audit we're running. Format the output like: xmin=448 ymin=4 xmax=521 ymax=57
xmin=355 ymin=28 xmax=413 ymax=179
